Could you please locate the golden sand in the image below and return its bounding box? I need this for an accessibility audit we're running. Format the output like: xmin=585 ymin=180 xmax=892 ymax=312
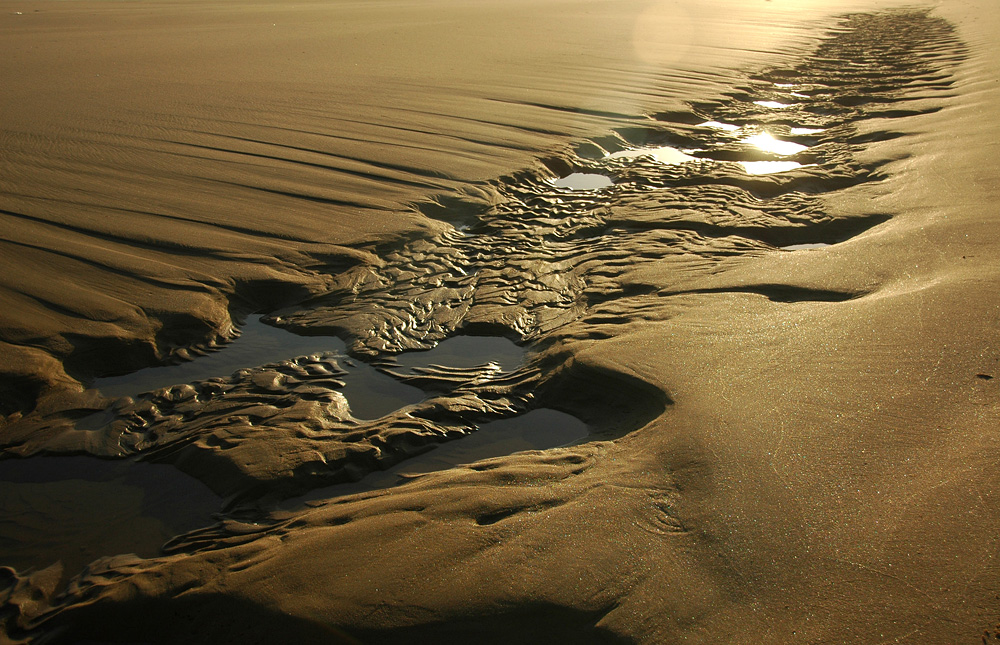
xmin=2 ymin=0 xmax=999 ymax=641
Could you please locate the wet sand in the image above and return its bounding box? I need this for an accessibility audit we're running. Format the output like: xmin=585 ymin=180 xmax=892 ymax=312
xmin=3 ymin=0 xmax=1000 ymax=642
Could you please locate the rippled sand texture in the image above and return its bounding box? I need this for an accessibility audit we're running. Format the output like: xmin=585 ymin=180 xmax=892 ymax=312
xmin=3 ymin=0 xmax=1000 ymax=642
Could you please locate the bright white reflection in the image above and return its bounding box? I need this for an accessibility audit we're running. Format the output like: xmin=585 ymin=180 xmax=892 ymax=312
xmin=740 ymin=161 xmax=812 ymax=175
xmin=698 ymin=120 xmax=741 ymax=132
xmin=774 ymin=83 xmax=796 ymax=88
xmin=790 ymin=127 xmax=825 ymax=135
xmin=608 ymin=146 xmax=697 ymax=165
xmin=743 ymin=132 xmax=808 ymax=156
xmin=754 ymin=100 xmax=793 ymax=109
xmin=551 ymin=173 xmax=613 ymax=190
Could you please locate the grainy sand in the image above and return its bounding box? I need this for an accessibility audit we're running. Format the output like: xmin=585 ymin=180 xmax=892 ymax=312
xmin=2 ymin=0 xmax=1000 ymax=642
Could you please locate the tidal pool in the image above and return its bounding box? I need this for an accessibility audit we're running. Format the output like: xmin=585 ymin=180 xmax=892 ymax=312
xmin=392 ymin=334 xmax=524 ymax=373
xmin=90 ymin=316 xmax=424 ymax=420
xmin=0 ymin=456 xmax=221 ymax=579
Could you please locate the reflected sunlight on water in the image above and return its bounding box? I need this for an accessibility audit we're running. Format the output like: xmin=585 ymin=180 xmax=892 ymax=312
xmin=699 ymin=120 xmax=742 ymax=131
xmin=754 ymin=100 xmax=794 ymax=108
xmin=551 ymin=173 xmax=614 ymax=190
xmin=743 ymin=131 xmax=809 ymax=155
xmin=608 ymin=146 xmax=698 ymax=165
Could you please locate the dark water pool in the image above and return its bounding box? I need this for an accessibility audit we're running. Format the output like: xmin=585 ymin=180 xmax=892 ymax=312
xmin=0 ymin=456 xmax=221 ymax=578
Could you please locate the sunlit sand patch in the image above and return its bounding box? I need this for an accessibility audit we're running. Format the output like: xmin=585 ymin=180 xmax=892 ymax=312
xmin=743 ymin=131 xmax=809 ymax=156
xmin=550 ymin=173 xmax=613 ymax=191
xmin=606 ymin=146 xmax=698 ymax=165
xmin=739 ymin=160 xmax=813 ymax=174
xmin=781 ymin=242 xmax=831 ymax=251
xmin=0 ymin=456 xmax=221 ymax=580
xmin=753 ymin=100 xmax=794 ymax=109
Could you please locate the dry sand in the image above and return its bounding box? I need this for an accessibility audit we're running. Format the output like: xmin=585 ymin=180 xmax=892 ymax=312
xmin=2 ymin=0 xmax=1000 ymax=642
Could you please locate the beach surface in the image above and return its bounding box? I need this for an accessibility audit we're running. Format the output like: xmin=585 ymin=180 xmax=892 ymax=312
xmin=2 ymin=0 xmax=1000 ymax=641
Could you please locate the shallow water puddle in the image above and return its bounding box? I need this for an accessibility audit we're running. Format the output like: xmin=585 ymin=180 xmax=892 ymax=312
xmin=92 ymin=316 xmax=338 ymax=398
xmin=282 ymin=408 xmax=588 ymax=507
xmin=91 ymin=316 xmax=424 ymax=420
xmin=0 ymin=456 xmax=221 ymax=577
xmin=550 ymin=173 xmax=613 ymax=191
xmin=338 ymin=366 xmax=425 ymax=420
xmin=392 ymin=334 xmax=524 ymax=373
xmin=607 ymin=146 xmax=698 ymax=165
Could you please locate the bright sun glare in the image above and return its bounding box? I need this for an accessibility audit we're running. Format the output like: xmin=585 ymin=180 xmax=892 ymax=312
xmin=743 ymin=132 xmax=808 ymax=156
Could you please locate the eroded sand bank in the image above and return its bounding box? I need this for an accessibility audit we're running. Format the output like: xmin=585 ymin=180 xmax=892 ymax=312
xmin=2 ymin=0 xmax=1000 ymax=642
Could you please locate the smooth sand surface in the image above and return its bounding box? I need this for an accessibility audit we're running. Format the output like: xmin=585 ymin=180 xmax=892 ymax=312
xmin=2 ymin=0 xmax=1000 ymax=642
